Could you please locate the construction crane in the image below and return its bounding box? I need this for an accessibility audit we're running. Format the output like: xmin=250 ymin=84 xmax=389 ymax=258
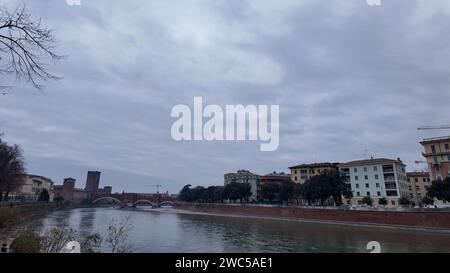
xmin=149 ymin=184 xmax=162 ymax=194
xmin=417 ymin=125 xmax=450 ymax=130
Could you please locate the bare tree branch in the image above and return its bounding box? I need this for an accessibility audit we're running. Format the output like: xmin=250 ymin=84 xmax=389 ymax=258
xmin=0 ymin=4 xmax=64 ymax=89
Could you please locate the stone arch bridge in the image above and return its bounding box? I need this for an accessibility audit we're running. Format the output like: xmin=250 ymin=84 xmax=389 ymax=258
xmin=91 ymin=193 xmax=175 ymax=208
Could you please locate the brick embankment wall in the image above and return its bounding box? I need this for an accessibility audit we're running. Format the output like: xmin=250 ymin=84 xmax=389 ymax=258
xmin=173 ymin=203 xmax=450 ymax=230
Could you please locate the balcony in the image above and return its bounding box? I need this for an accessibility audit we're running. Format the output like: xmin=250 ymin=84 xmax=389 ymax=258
xmin=422 ymin=151 xmax=450 ymax=157
xmin=386 ymin=190 xmax=398 ymax=197
xmin=384 ymin=182 xmax=397 ymax=190
xmin=383 ymin=175 xmax=396 ymax=182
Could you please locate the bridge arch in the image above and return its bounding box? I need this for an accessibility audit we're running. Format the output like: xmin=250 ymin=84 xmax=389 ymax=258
xmin=133 ymin=199 xmax=157 ymax=207
xmin=92 ymin=197 xmax=123 ymax=206
xmin=159 ymin=201 xmax=174 ymax=207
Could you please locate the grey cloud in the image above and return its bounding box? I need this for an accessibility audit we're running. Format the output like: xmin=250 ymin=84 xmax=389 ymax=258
xmin=1 ymin=0 xmax=450 ymax=193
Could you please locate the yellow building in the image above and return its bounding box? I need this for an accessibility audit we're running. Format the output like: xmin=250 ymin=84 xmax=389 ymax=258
xmin=420 ymin=136 xmax=450 ymax=181
xmin=289 ymin=162 xmax=338 ymax=184
xmin=406 ymin=172 xmax=431 ymax=204
xmin=11 ymin=174 xmax=54 ymax=202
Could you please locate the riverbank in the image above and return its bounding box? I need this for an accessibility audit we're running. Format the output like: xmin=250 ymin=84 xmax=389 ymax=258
xmin=0 ymin=203 xmax=58 ymax=243
xmin=172 ymin=203 xmax=450 ymax=232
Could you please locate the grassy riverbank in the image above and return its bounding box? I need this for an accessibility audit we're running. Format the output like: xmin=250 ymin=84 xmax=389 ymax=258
xmin=0 ymin=203 xmax=57 ymax=243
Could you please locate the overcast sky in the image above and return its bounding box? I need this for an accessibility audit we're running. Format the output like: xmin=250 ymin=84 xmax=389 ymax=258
xmin=1 ymin=0 xmax=450 ymax=194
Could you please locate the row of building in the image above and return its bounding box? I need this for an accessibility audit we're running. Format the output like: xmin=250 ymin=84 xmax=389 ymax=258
xmin=10 ymin=171 xmax=112 ymax=204
xmin=224 ymin=136 xmax=450 ymax=207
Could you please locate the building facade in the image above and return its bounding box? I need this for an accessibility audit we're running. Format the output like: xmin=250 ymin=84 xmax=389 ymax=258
xmin=289 ymin=162 xmax=338 ymax=184
xmin=338 ymin=158 xmax=409 ymax=207
xmin=406 ymin=172 xmax=431 ymax=204
xmin=224 ymin=170 xmax=260 ymax=201
xmin=10 ymin=174 xmax=54 ymax=202
xmin=420 ymin=136 xmax=450 ymax=181
xmin=260 ymin=172 xmax=291 ymax=185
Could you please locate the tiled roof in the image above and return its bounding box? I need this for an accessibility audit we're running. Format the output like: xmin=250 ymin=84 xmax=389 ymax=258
xmin=289 ymin=162 xmax=338 ymax=169
xmin=406 ymin=172 xmax=429 ymax=176
xmin=338 ymin=158 xmax=405 ymax=167
xmin=420 ymin=136 xmax=450 ymax=144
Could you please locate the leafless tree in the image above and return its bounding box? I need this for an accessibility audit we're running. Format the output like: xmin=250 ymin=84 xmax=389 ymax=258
xmin=105 ymin=215 xmax=133 ymax=253
xmin=0 ymin=5 xmax=63 ymax=89
xmin=0 ymin=137 xmax=26 ymax=201
xmin=40 ymin=224 xmax=77 ymax=253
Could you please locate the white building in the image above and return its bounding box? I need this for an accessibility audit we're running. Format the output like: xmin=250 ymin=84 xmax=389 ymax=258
xmin=338 ymin=158 xmax=409 ymax=207
xmin=224 ymin=170 xmax=260 ymax=201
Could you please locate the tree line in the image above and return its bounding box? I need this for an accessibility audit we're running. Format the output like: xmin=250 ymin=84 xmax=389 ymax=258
xmin=179 ymin=170 xmax=450 ymax=207
xmin=179 ymin=170 xmax=353 ymax=206
xmin=179 ymin=182 xmax=252 ymax=203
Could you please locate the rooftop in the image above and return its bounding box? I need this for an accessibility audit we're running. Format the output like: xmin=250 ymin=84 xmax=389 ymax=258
xmin=27 ymin=174 xmax=55 ymax=185
xmin=406 ymin=171 xmax=429 ymax=176
xmin=262 ymin=171 xmax=290 ymax=177
xmin=338 ymin=158 xmax=405 ymax=167
xmin=420 ymin=136 xmax=450 ymax=144
xmin=289 ymin=162 xmax=338 ymax=169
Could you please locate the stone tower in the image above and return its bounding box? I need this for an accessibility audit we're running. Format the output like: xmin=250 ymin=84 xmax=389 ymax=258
xmin=85 ymin=171 xmax=101 ymax=201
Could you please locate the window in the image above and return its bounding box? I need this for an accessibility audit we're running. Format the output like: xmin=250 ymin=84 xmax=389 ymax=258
xmin=365 ymin=183 xmax=369 ymax=188
xmin=364 ymin=175 xmax=368 ymax=180
xmin=355 ymin=176 xmax=359 ymax=181
xmin=374 ymin=166 xmax=378 ymax=171
xmin=366 ymin=192 xmax=370 ymax=196
xmin=391 ymin=201 xmax=396 ymax=206
xmin=354 ymin=168 xmax=358 ymax=173
xmin=376 ymin=183 xmax=380 ymax=188
xmin=431 ymin=145 xmax=436 ymax=153
xmin=423 ymin=178 xmax=426 ymax=182
xmin=375 ymin=175 xmax=379 ymax=180
xmin=377 ymin=192 xmax=381 ymax=196
xmin=295 ymin=176 xmax=298 ymax=181
xmin=358 ymin=200 xmax=362 ymax=205
xmin=357 ymin=192 xmax=360 ymax=196
xmin=448 ymin=155 xmax=450 ymax=161
xmin=364 ymin=167 xmax=367 ymax=172
xmin=414 ymin=178 xmax=418 ymax=183
xmin=356 ymin=184 xmax=360 ymax=189
xmin=294 ymin=170 xmax=297 ymax=174
xmin=445 ymin=143 xmax=449 ymax=150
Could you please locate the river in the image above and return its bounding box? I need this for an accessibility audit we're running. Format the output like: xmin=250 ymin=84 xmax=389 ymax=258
xmin=10 ymin=207 xmax=450 ymax=253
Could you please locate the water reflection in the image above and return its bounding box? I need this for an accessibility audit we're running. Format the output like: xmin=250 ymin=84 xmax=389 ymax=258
xmin=15 ymin=207 xmax=450 ymax=253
